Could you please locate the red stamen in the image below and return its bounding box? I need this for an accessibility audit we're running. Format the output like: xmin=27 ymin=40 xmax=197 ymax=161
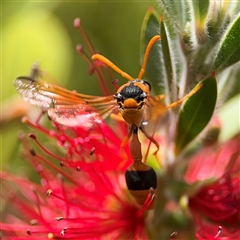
xmin=22 ymin=116 xmax=51 ymax=135
xmin=32 ymin=187 xmax=44 ymax=219
xmin=214 ymin=226 xmax=222 ymax=238
xmin=138 ymin=188 xmax=156 ymax=216
xmin=170 ymin=231 xmax=178 ymax=240
xmin=76 ymin=44 xmax=84 ymax=53
xmin=89 ymin=147 xmax=95 ymax=155
xmin=76 ymin=166 xmax=81 ymax=171
xmin=35 ymin=153 xmax=80 ymax=186
xmin=55 ymin=216 xmax=64 ymax=221
xmin=30 ymin=148 xmax=36 ymax=156
xmin=76 ymin=45 xmax=110 ymax=95
xmin=57 ymin=173 xmax=70 ymax=217
xmin=28 ymin=133 xmax=83 ymax=169
xmin=112 ymin=78 xmax=120 ymax=90
xmin=73 ymin=18 xmax=95 ymax=54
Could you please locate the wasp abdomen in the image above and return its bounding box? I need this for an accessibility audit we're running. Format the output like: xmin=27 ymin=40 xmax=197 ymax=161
xmin=125 ymin=161 xmax=157 ymax=207
xmin=125 ymin=165 xmax=157 ymax=190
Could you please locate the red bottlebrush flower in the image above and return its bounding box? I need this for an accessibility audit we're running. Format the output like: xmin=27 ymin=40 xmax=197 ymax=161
xmin=185 ymin=133 xmax=239 ymax=183
xmin=186 ymin=135 xmax=240 ymax=239
xmin=1 ymin=160 xmax=147 ymax=239
xmin=0 ymin=119 xmax=149 ymax=239
xmin=1 ymin=18 xmax=154 ymax=239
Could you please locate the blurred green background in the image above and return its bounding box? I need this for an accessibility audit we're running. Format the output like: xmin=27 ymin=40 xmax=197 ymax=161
xmin=1 ymin=1 xmax=156 ymax=173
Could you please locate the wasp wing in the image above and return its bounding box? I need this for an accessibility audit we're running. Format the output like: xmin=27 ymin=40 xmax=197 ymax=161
xmin=47 ymin=103 xmax=117 ymax=127
xmin=142 ymin=95 xmax=168 ymax=129
xmin=13 ymin=76 xmax=117 ymax=127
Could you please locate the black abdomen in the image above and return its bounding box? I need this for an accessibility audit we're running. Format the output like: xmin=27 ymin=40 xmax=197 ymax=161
xmin=125 ymin=168 xmax=157 ymax=190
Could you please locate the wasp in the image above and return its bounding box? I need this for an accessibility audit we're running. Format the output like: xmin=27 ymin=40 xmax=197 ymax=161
xmin=14 ymin=35 xmax=201 ymax=208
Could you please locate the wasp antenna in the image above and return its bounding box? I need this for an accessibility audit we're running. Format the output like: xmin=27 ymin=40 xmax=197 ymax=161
xmin=92 ymin=54 xmax=134 ymax=81
xmin=138 ymin=35 xmax=161 ymax=80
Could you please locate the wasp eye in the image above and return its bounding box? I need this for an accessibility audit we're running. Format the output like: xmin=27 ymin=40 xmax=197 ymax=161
xmin=136 ymin=92 xmax=147 ymax=103
xmin=143 ymin=80 xmax=151 ymax=91
xmin=137 ymin=92 xmax=147 ymax=102
xmin=114 ymin=92 xmax=123 ymax=102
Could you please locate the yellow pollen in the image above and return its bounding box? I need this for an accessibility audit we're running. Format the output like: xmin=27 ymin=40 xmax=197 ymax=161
xmin=46 ymin=189 xmax=52 ymax=196
xmin=47 ymin=233 xmax=54 ymax=239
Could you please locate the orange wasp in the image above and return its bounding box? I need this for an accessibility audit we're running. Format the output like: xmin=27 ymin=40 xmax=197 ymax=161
xmin=14 ymin=35 xmax=201 ymax=209
xmin=14 ymin=35 xmax=200 ymax=154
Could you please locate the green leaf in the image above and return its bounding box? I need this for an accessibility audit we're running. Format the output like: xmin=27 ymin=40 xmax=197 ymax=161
xmin=140 ymin=8 xmax=164 ymax=94
xmin=157 ymin=0 xmax=189 ymax=32
xmin=192 ymin=0 xmax=209 ymax=25
xmin=175 ymin=74 xmax=217 ymax=155
xmin=159 ymin=16 xmax=176 ymax=103
xmin=192 ymin=0 xmax=210 ymax=44
xmin=160 ymin=16 xmax=185 ymax=104
xmin=213 ymin=14 xmax=240 ymax=71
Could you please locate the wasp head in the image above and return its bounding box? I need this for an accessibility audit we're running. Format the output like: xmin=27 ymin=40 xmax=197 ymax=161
xmin=115 ymin=80 xmax=151 ymax=110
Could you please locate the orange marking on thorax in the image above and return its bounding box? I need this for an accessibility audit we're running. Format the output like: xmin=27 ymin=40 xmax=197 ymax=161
xmin=116 ymin=82 xmax=131 ymax=93
xmin=133 ymin=81 xmax=150 ymax=94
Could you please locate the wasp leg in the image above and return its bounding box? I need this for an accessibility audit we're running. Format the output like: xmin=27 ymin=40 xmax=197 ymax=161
xmin=116 ymin=125 xmax=135 ymax=169
xmin=166 ymin=83 xmax=203 ymax=109
xmin=110 ymin=113 xmax=131 ymax=168
xmin=155 ymin=94 xmax=166 ymax=101
xmin=140 ymin=126 xmax=159 ymax=155
xmin=110 ymin=112 xmax=125 ymax=122
xmin=121 ymin=125 xmax=135 ymax=149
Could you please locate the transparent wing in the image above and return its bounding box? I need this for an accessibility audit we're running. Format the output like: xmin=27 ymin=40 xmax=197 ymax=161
xmin=13 ymin=76 xmax=117 ymax=127
xmin=47 ymin=104 xmax=116 ymax=127
xmin=142 ymin=95 xmax=168 ymax=128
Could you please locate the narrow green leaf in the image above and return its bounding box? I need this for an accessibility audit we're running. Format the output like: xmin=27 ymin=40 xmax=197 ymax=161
xmin=213 ymin=14 xmax=240 ymax=71
xmin=157 ymin=0 xmax=189 ymax=32
xmin=175 ymin=74 xmax=217 ymax=155
xmin=159 ymin=16 xmax=175 ymax=102
xmin=192 ymin=0 xmax=210 ymax=43
xmin=140 ymin=8 xmax=164 ymax=94
xmin=207 ymin=2 xmax=232 ymax=39
xmin=192 ymin=0 xmax=209 ymax=25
